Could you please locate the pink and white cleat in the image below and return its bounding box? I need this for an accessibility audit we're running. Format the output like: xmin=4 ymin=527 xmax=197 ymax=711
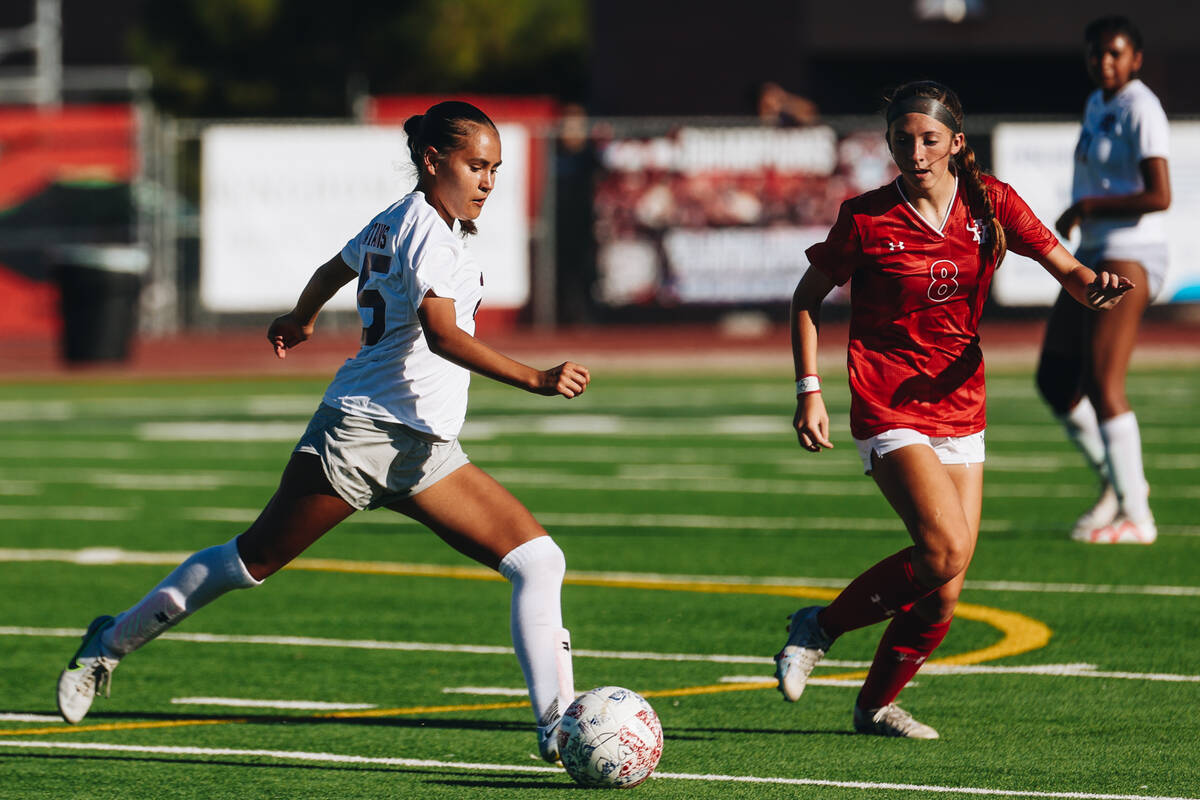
xmin=1072 ymin=514 xmax=1157 ymax=545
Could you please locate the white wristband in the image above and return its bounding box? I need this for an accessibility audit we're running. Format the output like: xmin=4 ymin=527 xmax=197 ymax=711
xmin=795 ymin=375 xmax=821 ymax=395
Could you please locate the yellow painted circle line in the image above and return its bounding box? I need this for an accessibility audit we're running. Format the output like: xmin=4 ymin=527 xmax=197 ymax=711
xmin=296 ymin=557 xmax=1052 ymax=665
xmin=5 ymin=558 xmax=1050 ymax=737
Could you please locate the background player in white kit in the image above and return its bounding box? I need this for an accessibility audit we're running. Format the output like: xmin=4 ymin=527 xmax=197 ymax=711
xmin=1036 ymin=16 xmax=1171 ymax=544
xmin=57 ymin=101 xmax=589 ymax=762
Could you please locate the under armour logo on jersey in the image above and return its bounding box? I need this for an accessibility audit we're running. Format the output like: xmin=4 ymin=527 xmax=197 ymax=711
xmin=966 ymin=218 xmax=989 ymax=244
xmin=887 ymin=241 xmax=905 ymax=251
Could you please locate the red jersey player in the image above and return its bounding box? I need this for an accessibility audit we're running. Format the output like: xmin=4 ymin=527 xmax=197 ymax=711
xmin=773 ymin=80 xmax=1132 ymax=739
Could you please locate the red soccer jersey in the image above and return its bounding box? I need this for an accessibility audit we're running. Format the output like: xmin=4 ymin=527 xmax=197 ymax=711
xmin=806 ymin=175 xmax=1058 ymax=439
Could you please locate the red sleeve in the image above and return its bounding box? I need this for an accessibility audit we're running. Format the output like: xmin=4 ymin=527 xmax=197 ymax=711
xmin=994 ymin=181 xmax=1058 ymax=260
xmin=804 ymin=201 xmax=863 ymax=286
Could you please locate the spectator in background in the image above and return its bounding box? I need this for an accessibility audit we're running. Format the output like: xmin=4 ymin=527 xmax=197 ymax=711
xmin=758 ymin=81 xmax=819 ymax=127
xmin=554 ymin=103 xmax=602 ymax=324
xmin=1036 ymin=15 xmax=1170 ymax=545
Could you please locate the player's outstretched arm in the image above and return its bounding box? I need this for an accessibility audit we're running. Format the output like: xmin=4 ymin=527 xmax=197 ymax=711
xmin=1036 ymin=243 xmax=1134 ymax=312
xmin=791 ymin=268 xmax=835 ymax=452
xmin=268 ymin=254 xmax=357 ymax=358
xmin=418 ymin=294 xmax=590 ymax=398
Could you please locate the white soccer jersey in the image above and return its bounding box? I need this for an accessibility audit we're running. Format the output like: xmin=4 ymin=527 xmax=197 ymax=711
xmin=1072 ymin=79 xmax=1170 ymax=251
xmin=321 ymin=191 xmax=484 ymax=440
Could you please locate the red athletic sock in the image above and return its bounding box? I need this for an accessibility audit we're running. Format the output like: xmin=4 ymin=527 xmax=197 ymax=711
xmin=856 ymin=612 xmax=952 ymax=710
xmin=818 ymin=547 xmax=935 ymax=638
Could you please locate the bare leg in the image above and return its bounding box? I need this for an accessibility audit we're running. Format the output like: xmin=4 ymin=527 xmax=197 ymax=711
xmin=101 ymin=453 xmax=354 ymax=656
xmin=852 ymin=449 xmax=982 ymax=733
xmin=869 ymin=446 xmax=981 ymax=593
xmin=1086 ymin=260 xmax=1154 ymax=527
xmin=1085 ymin=260 xmax=1149 ymax=418
xmin=237 ymin=452 xmax=357 ymax=580
xmin=388 ymin=464 xmax=573 ymax=758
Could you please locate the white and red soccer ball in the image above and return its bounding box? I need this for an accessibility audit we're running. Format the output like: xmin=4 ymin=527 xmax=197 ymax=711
xmin=557 ymin=686 xmax=663 ymax=788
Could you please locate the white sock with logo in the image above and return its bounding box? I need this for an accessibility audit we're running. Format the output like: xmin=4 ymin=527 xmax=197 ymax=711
xmin=498 ymin=536 xmax=574 ymax=730
xmin=100 ymin=536 xmax=261 ymax=658
xmin=1059 ymin=398 xmax=1109 ymax=480
xmin=1100 ymin=411 xmax=1152 ymax=521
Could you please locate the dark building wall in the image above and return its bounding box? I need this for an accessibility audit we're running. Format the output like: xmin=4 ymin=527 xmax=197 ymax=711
xmin=0 ymin=0 xmax=144 ymax=66
xmin=590 ymin=0 xmax=1200 ymax=115
xmin=589 ymin=0 xmax=808 ymax=116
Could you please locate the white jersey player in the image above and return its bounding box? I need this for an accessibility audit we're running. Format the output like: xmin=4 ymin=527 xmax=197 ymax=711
xmin=1036 ymin=15 xmax=1171 ymax=544
xmin=56 ymin=101 xmax=589 ymax=763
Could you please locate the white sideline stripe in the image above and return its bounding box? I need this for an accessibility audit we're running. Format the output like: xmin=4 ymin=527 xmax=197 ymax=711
xmin=7 ymin=626 xmax=1199 ymax=683
xmin=129 ymin=416 xmax=1199 ymax=445
xmin=170 ymin=697 xmax=377 ymax=711
xmin=2 ymin=547 xmax=1199 ymax=597
xmin=487 ymin=472 xmax=1200 ymax=500
xmin=726 ymin=663 xmax=1200 ymax=683
xmin=0 ymin=626 xmax=758 ymax=664
xmin=0 ymin=741 xmax=1194 ymax=800
xmin=441 ymin=687 xmax=528 ymax=697
xmin=182 ymin=506 xmax=914 ymax=531
xmin=7 ymin=505 xmax=1198 ymax=539
xmin=720 ymin=676 xmax=862 ymax=687
xmin=0 ymin=506 xmax=134 ymax=521
xmin=0 ymin=713 xmax=61 ymax=722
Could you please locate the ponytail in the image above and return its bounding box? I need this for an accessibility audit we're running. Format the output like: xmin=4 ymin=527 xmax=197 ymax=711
xmin=955 ymin=143 xmax=1006 ymax=266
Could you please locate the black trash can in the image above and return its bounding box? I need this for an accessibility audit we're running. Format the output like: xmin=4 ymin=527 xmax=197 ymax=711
xmin=54 ymin=245 xmax=149 ymax=363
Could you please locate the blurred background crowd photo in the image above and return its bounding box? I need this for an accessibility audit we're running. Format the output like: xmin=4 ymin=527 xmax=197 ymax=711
xmin=1 ymin=0 xmax=1198 ymax=367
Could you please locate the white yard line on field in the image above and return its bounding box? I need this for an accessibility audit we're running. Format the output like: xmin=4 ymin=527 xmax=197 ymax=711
xmin=2 ymin=547 xmax=1199 ymax=597
xmin=0 ymin=713 xmax=61 ymax=722
xmin=0 ymin=506 xmax=135 ymax=521
xmin=170 ymin=697 xmax=377 ymax=711
xmin=0 ymin=740 xmax=1194 ymax=800
xmin=6 ymin=503 xmax=1196 ymax=537
xmin=4 ymin=466 xmax=1200 ymax=500
xmin=441 ymin=687 xmax=529 ymax=696
xmin=4 ymin=626 xmax=1198 ymax=683
xmin=725 ymin=663 xmax=1200 ymax=683
xmin=721 ymin=676 xmax=862 ymax=686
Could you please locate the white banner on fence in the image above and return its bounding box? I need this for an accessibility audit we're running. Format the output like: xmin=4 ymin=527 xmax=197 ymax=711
xmin=200 ymin=124 xmax=528 ymax=313
xmin=992 ymin=121 xmax=1200 ymax=305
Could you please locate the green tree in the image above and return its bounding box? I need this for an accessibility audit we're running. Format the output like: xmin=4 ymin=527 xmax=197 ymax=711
xmin=129 ymin=0 xmax=588 ymax=117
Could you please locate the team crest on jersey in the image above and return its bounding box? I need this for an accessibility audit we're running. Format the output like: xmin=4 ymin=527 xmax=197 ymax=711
xmin=966 ymin=218 xmax=989 ymax=244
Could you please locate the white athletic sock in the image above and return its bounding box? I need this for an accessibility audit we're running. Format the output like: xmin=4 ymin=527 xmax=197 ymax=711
xmin=1059 ymin=398 xmax=1110 ymax=481
xmin=101 ymin=536 xmax=261 ymax=657
xmin=498 ymin=536 xmax=573 ymax=728
xmin=1100 ymin=411 xmax=1151 ymax=521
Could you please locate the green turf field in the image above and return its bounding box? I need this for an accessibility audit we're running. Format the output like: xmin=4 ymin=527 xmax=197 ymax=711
xmin=1 ymin=366 xmax=1197 ymax=799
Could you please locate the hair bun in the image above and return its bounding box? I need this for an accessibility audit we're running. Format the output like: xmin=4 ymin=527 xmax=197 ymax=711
xmin=403 ymin=114 xmax=424 ymax=139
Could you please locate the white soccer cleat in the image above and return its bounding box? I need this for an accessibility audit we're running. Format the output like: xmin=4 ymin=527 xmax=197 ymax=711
xmin=536 ymin=693 xmax=565 ymax=764
xmin=537 ymin=717 xmax=561 ymax=764
xmin=57 ymin=615 xmax=120 ymax=724
xmin=1072 ymin=514 xmax=1157 ymax=545
xmin=774 ymin=606 xmax=833 ymax=702
xmin=1070 ymin=483 xmax=1119 ymax=540
xmin=853 ymin=703 xmax=939 ymax=739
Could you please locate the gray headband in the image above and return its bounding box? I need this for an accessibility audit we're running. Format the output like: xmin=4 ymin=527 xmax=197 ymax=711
xmin=886 ymin=96 xmax=961 ymax=133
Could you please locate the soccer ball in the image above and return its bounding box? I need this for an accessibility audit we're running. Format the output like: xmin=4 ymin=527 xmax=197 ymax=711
xmin=557 ymin=686 xmax=663 ymax=788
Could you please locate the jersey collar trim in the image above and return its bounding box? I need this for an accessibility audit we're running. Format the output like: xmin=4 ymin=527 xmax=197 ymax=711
xmin=893 ymin=175 xmax=958 ymax=238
